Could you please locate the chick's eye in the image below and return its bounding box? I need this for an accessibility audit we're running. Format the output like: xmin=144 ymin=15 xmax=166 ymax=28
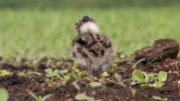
xmin=77 ymin=38 xmax=86 ymax=46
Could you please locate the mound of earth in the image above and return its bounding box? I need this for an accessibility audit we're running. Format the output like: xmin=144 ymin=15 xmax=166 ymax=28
xmin=134 ymin=39 xmax=179 ymax=62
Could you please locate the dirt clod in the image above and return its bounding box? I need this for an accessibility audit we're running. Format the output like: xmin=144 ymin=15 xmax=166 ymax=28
xmin=135 ymin=39 xmax=179 ymax=62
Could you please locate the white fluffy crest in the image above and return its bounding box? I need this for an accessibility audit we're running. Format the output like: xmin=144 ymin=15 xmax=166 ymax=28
xmin=80 ymin=22 xmax=99 ymax=34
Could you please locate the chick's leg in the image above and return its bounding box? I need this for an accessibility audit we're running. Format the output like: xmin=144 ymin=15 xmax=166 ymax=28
xmin=86 ymin=59 xmax=92 ymax=77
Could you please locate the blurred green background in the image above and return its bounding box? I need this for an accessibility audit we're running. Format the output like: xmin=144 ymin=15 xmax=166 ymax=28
xmin=1 ymin=0 xmax=180 ymax=9
xmin=0 ymin=0 xmax=180 ymax=58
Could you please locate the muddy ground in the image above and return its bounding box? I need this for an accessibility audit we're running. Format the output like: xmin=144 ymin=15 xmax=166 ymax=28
xmin=0 ymin=39 xmax=180 ymax=101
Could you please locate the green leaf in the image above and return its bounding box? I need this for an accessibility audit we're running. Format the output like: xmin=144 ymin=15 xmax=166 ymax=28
xmin=27 ymin=91 xmax=38 ymax=100
xmin=152 ymin=96 xmax=162 ymax=101
xmin=141 ymin=84 xmax=149 ymax=87
xmin=89 ymin=82 xmax=102 ymax=88
xmin=45 ymin=68 xmax=52 ymax=75
xmin=149 ymin=81 xmax=163 ymax=88
xmin=112 ymin=64 xmax=117 ymax=70
xmin=0 ymin=88 xmax=8 ymax=101
xmin=72 ymin=81 xmax=80 ymax=90
xmin=60 ymin=69 xmax=68 ymax=74
xmin=143 ymin=73 xmax=149 ymax=82
xmin=52 ymin=69 xmax=59 ymax=76
xmin=75 ymin=92 xmax=95 ymax=101
xmin=55 ymin=61 xmax=62 ymax=66
xmin=42 ymin=94 xmax=53 ymax=101
xmin=101 ymin=72 xmax=109 ymax=77
xmin=133 ymin=58 xmax=145 ymax=68
xmin=77 ymin=71 xmax=86 ymax=76
xmin=119 ymin=82 xmax=126 ymax=87
xmin=0 ymin=69 xmax=12 ymax=76
xmin=144 ymin=73 xmax=157 ymax=83
xmin=120 ymin=54 xmax=125 ymax=59
xmin=45 ymin=78 xmax=54 ymax=85
xmin=152 ymin=96 xmax=167 ymax=101
xmin=27 ymin=90 xmax=52 ymax=101
xmin=158 ymin=71 xmax=167 ymax=82
xmin=45 ymin=68 xmax=59 ymax=77
xmin=132 ymin=70 xmax=145 ymax=83
xmin=131 ymin=89 xmax=137 ymax=97
xmin=149 ymin=73 xmax=157 ymax=81
xmin=37 ymin=96 xmax=43 ymax=101
xmin=67 ymin=72 xmax=75 ymax=77
xmin=84 ymin=77 xmax=92 ymax=82
xmin=19 ymin=71 xmax=29 ymax=77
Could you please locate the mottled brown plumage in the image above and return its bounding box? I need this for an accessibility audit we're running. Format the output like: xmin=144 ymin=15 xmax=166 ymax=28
xmin=71 ymin=16 xmax=114 ymax=76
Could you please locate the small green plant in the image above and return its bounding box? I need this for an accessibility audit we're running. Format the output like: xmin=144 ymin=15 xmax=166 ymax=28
xmin=132 ymin=58 xmax=145 ymax=69
xmin=19 ymin=71 xmax=29 ymax=77
xmin=0 ymin=88 xmax=9 ymax=101
xmin=132 ymin=70 xmax=167 ymax=88
xmin=45 ymin=78 xmax=59 ymax=87
xmin=115 ymin=53 xmax=130 ymax=62
xmin=24 ymin=60 xmax=39 ymax=68
xmin=147 ymin=58 xmax=156 ymax=64
xmin=132 ymin=70 xmax=145 ymax=84
xmin=89 ymin=82 xmax=102 ymax=88
xmin=19 ymin=71 xmax=42 ymax=77
xmin=101 ymin=72 xmax=109 ymax=77
xmin=119 ymin=82 xmax=126 ymax=87
xmin=44 ymin=68 xmax=62 ymax=86
xmin=59 ymin=69 xmax=68 ymax=74
xmin=0 ymin=69 xmax=12 ymax=76
xmin=147 ymin=71 xmax=167 ymax=88
xmin=61 ymin=72 xmax=76 ymax=86
xmin=72 ymin=81 xmax=80 ymax=90
xmin=131 ymin=88 xmax=137 ymax=97
xmin=112 ymin=64 xmax=118 ymax=70
xmin=74 ymin=68 xmax=86 ymax=77
xmin=27 ymin=91 xmax=52 ymax=101
xmin=75 ymin=92 xmax=95 ymax=101
xmin=100 ymin=72 xmax=109 ymax=84
xmin=55 ymin=61 xmax=62 ymax=67
xmin=152 ymin=96 xmax=168 ymax=101
xmin=45 ymin=68 xmax=60 ymax=78
xmin=113 ymin=73 xmax=127 ymax=87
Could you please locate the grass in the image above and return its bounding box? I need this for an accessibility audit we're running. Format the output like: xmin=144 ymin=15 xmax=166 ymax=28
xmin=0 ymin=7 xmax=180 ymax=58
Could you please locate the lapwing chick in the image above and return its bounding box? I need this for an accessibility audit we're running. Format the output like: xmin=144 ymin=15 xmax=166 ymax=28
xmin=71 ymin=16 xmax=114 ymax=76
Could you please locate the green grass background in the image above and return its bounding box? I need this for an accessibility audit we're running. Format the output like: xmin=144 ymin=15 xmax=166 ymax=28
xmin=0 ymin=0 xmax=180 ymax=58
